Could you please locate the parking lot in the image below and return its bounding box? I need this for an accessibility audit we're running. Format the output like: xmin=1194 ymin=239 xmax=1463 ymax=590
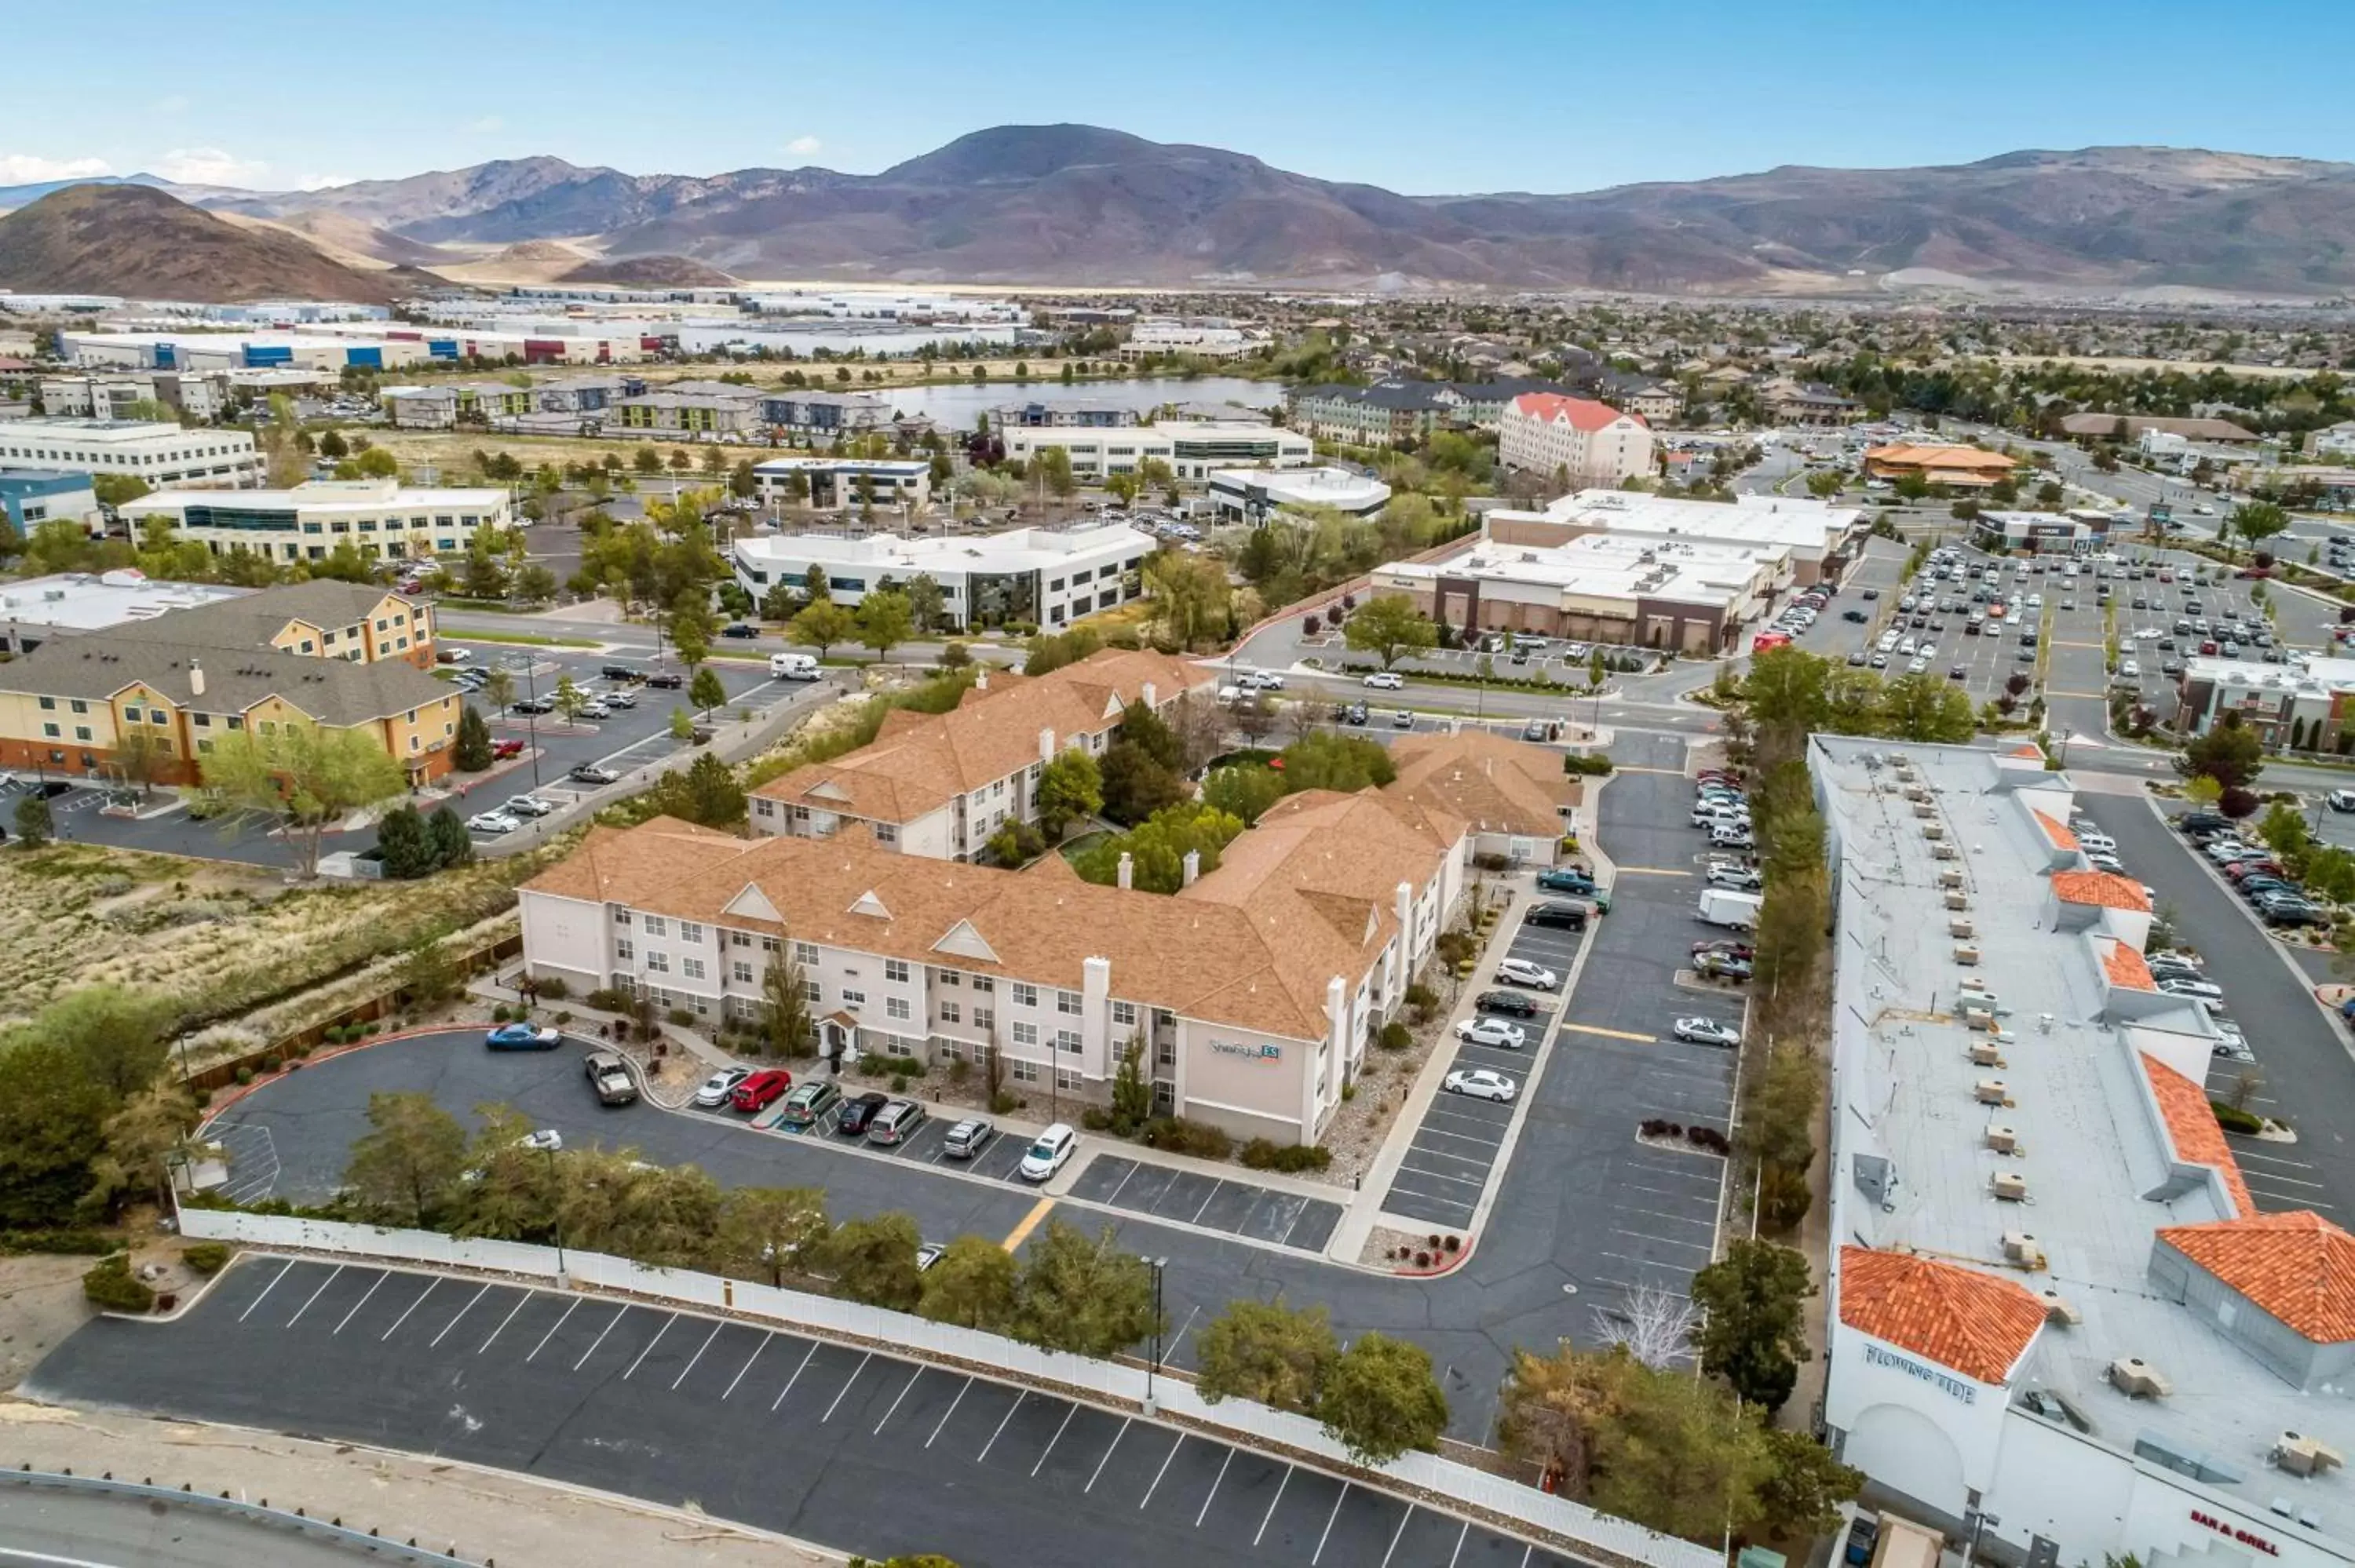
xmin=31 ymin=1254 xmax=1587 ymax=1568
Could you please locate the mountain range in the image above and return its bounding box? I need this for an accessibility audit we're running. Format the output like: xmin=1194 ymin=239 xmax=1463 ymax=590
xmin=6 ymin=126 xmax=2355 ymax=298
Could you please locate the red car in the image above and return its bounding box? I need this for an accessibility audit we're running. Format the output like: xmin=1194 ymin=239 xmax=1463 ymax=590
xmin=1693 ymin=939 xmax=1756 ymax=961
xmin=730 ymin=1068 xmax=794 ymax=1113
xmin=491 ymin=738 xmax=526 ymax=760
xmin=2225 ymin=860 xmax=2286 ymax=882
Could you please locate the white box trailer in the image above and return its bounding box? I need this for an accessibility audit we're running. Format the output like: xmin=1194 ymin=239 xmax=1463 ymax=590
xmin=1697 ymin=888 xmax=1764 ymax=929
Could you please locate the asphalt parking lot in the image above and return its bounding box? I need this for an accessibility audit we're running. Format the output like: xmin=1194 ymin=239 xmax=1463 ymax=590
xmin=1066 ymin=1158 xmax=1343 ymax=1253
xmin=31 ymin=1255 xmax=1586 ymax=1568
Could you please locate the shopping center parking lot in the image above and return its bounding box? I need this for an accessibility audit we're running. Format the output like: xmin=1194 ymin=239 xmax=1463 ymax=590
xmin=31 ymin=1255 xmax=1588 ymax=1568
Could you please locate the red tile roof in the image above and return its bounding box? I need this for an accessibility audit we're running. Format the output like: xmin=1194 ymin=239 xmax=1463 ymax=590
xmin=1838 ymin=1247 xmax=2046 ymax=1384
xmin=2102 ymin=943 xmax=2156 ymax=992
xmin=2141 ymin=1052 xmax=2254 ymax=1216
xmin=2031 ymin=809 xmax=2078 ymax=850
xmin=2008 ymin=744 xmax=2044 ymax=759
xmin=2051 ymin=870 xmax=2151 ymax=912
xmin=1510 ymin=392 xmax=1642 ymax=432
xmin=2157 ymin=1211 xmax=2355 ymax=1343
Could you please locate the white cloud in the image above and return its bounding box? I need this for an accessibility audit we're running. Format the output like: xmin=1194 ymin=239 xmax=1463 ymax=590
xmin=155 ymin=147 xmax=268 ymax=185
xmin=151 ymin=94 xmax=189 ymax=115
xmin=785 ymin=135 xmax=823 ymax=157
xmin=0 ymin=153 xmax=114 ymax=184
xmin=466 ymin=115 xmax=504 ymax=134
xmin=294 ymin=173 xmax=353 ymax=191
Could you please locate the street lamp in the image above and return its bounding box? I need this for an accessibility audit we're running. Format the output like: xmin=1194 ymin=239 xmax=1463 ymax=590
xmin=521 ymin=659 xmax=542 ymax=789
xmin=1145 ymin=1256 xmax=1169 ymax=1410
xmin=541 ymin=1143 xmax=566 ymax=1278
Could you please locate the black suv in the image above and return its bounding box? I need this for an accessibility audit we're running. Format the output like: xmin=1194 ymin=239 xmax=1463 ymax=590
xmin=1474 ymin=990 xmax=1542 ymax=1019
xmin=645 ymin=672 xmax=685 ymax=689
xmin=836 ymin=1091 xmax=890 ymax=1137
xmin=1524 ymin=901 xmax=1589 ymax=931
xmin=600 ymin=663 xmax=644 ymax=683
xmin=2176 ymin=811 xmax=2231 ymax=837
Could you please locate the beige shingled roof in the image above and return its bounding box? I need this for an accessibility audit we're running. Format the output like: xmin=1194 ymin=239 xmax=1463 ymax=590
xmin=1388 ymin=730 xmax=1578 ymax=839
xmin=528 ymin=784 xmax=1461 ymax=1043
xmin=752 ymin=647 xmax=1211 ymax=824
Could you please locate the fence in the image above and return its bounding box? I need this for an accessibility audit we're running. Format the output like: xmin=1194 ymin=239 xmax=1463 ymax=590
xmin=176 ymin=1209 xmax=1719 ymax=1568
xmin=0 ymin=1467 xmax=477 ymax=1565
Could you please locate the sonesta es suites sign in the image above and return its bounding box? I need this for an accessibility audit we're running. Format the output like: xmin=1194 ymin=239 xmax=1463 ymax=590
xmin=1210 ymin=1041 xmax=1282 ymax=1062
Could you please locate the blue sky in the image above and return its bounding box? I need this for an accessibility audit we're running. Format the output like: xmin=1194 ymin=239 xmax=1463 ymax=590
xmin=7 ymin=0 xmax=2353 ymax=195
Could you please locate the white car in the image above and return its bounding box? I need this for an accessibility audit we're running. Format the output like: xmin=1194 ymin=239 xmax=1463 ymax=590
xmin=576 ymin=699 xmax=612 ymax=720
xmin=517 ymin=1129 xmax=564 ymax=1154
xmin=1673 ymin=1017 xmax=1742 ymax=1048
xmin=1707 ymin=865 xmax=1764 ymax=892
xmin=1362 ymin=671 xmax=1404 ymax=690
xmin=466 ymin=811 xmax=522 ymax=834
xmin=1710 ymin=824 xmax=1756 ymax=850
xmin=692 ymin=1066 xmax=753 ymax=1108
xmin=504 ymin=795 xmax=555 ymax=818
xmin=1496 ymin=958 xmax=1558 ymax=990
xmin=1561 ymin=642 xmax=1590 ymax=659
xmin=1444 ymin=1068 xmax=1517 ymax=1103
xmin=2087 ymin=852 xmax=2127 ymax=875
xmin=1244 ymin=670 xmax=1287 ymax=691
xmin=1019 ymin=1122 xmax=1078 ymax=1182
xmin=2118 ymin=660 xmax=2141 ymax=678
xmin=2157 ymin=975 xmax=2225 ymax=1003
xmin=1455 ymin=1017 xmax=1528 ymax=1050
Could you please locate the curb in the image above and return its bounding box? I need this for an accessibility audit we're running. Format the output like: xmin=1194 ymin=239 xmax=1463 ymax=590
xmin=195 ymin=1023 xmax=480 ymax=1129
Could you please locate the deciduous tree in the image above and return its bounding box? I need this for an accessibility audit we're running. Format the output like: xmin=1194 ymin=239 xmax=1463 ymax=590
xmin=1010 ymin=1220 xmax=1159 ymax=1358
xmin=1316 ymin=1332 xmax=1448 ymax=1464
xmin=1342 ymin=596 xmax=1439 ymax=670
xmin=341 ymin=1092 xmax=469 ymax=1228
xmin=712 ymin=1187 xmax=831 ymax=1285
xmin=816 ymin=1212 xmax=926 ymax=1311
xmin=917 ymin=1235 xmax=1020 ymax=1329
xmin=1195 ymin=1297 xmax=1334 ymax=1413
xmin=199 ymin=720 xmax=407 ymax=879
xmin=790 ymin=600 xmax=856 ymax=658
xmin=1034 ymin=749 xmax=1102 ymax=839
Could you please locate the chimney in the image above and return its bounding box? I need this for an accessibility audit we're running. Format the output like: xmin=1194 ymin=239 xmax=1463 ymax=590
xmin=1141 ymin=680 xmax=1157 ymax=709
xmin=1040 ymin=727 xmax=1056 ymax=762
xmin=1181 ymin=849 xmax=1200 ymax=888
xmin=1117 ymin=851 xmax=1134 ymax=890
xmin=188 ymin=659 xmax=205 ymax=697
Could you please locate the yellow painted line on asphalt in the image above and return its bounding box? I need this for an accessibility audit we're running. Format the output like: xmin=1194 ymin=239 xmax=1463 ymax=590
xmin=1560 ymin=1023 xmax=1657 ymax=1044
xmin=1002 ymin=1197 xmax=1055 ymax=1253
xmin=1613 ymin=866 xmax=1695 ymax=877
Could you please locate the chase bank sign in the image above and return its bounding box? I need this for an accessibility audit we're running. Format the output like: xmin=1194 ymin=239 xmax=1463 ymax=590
xmin=1210 ymin=1041 xmax=1283 ymax=1063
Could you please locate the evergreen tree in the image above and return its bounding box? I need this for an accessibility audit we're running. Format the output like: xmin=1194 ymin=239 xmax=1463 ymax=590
xmin=454 ymin=705 xmax=493 ymax=771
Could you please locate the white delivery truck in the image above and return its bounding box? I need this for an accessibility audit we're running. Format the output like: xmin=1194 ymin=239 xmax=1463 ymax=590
xmin=1696 ymin=888 xmax=1764 ymax=929
xmin=769 ymin=652 xmax=821 ymax=680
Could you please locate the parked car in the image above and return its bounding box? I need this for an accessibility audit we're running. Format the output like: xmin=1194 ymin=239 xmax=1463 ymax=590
xmin=484 ymin=1023 xmax=560 ymax=1050
xmin=778 ymin=1079 xmax=840 ymax=1127
xmin=583 ymin=1049 xmax=637 ymax=1107
xmin=601 ymin=688 xmax=638 ymax=709
xmin=867 ymin=1099 xmax=926 ymax=1146
xmin=729 ymin=1068 xmax=794 ymax=1113
xmin=1443 ymin=1068 xmax=1517 ymax=1103
xmin=1455 ymin=1017 xmax=1528 ymax=1049
xmin=646 ymin=672 xmax=685 ymax=689
xmin=490 ymin=738 xmax=527 ymax=760
xmin=504 ymin=795 xmax=555 ymax=819
xmin=1707 ymin=865 xmax=1765 ymax=892
xmin=692 ymin=1067 xmax=752 ymax=1107
xmin=509 ymin=696 xmax=554 ymax=716
xmin=1496 ymin=957 xmax=1559 ymax=990
xmin=570 ymin=763 xmax=622 ymax=786
xmin=1692 ymin=939 xmax=1755 ymax=961
xmin=1524 ymin=901 xmax=1589 ymax=931
xmin=1673 ymin=1017 xmax=1741 ymax=1048
xmin=466 ymin=811 xmax=522 ymax=835
xmin=943 ymin=1118 xmax=995 ymax=1159
xmin=1475 ymin=990 xmax=1542 ymax=1019
xmin=1020 ymin=1122 xmax=1078 ymax=1181
xmin=1695 ymin=951 xmax=1754 ymax=982
xmin=836 ymin=1090 xmax=890 ymax=1136
xmin=721 ymin=623 xmax=760 ymax=639
xmin=2156 ymin=975 xmax=2225 ymax=1002
xmin=1361 ymin=671 xmax=1404 ymax=690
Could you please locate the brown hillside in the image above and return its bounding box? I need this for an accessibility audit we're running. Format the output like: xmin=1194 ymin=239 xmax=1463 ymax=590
xmin=0 ymin=184 xmax=414 ymax=303
xmin=559 ymin=253 xmax=735 ymax=287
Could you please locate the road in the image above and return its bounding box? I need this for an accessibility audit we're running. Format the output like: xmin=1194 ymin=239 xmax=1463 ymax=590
xmin=0 ymin=1484 xmax=402 ymax=1567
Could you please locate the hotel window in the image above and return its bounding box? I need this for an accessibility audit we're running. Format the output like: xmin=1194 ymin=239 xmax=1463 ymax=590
xmin=938 ymin=1001 xmax=961 ymax=1024
xmin=1012 ymin=983 xmax=1038 ymax=1008
xmin=884 ymin=959 xmax=909 ymax=983
xmin=874 ymin=824 xmax=897 ymax=844
xmin=761 ymin=935 xmax=781 ymax=954
xmin=1012 ymin=1022 xmax=1039 ymax=1048
xmin=802 ymin=979 xmax=822 ymax=1003
xmin=193 ymin=713 xmax=210 ymax=727
xmin=794 ymin=941 xmax=818 ymax=965
xmin=754 ymin=799 xmax=776 ymax=818
xmin=1056 ymin=1067 xmax=1083 ymax=1092
xmin=729 ymin=931 xmax=750 ymax=948
xmin=1057 ymin=990 xmax=1082 ymax=1016
xmin=615 ymin=939 xmax=633 ymax=961
xmin=613 ymin=908 xmax=632 ymax=926
xmin=679 ymin=921 xmax=703 ymax=944
xmin=682 ymin=957 xmax=705 ymax=981
xmin=732 ymin=961 xmax=753 ymax=984
xmin=973 ymin=1006 xmax=995 ymax=1031
xmin=936 ymin=969 xmax=961 ymax=987
xmin=36 ymin=698 xmax=52 ymax=711
xmin=1056 ymin=1030 xmax=1081 ymax=1055
xmin=645 ymin=952 xmax=670 ymax=973
xmin=1010 ymin=1059 xmax=1039 ymax=1084
xmin=69 ymin=700 xmax=86 ymax=715
xmin=73 ymin=727 xmax=90 ymax=742
xmin=886 ymin=997 xmax=911 ymax=1022
xmin=40 ymin=724 xmax=57 ymax=739
xmin=972 ymin=975 xmax=993 ymax=994
xmin=842 ymin=986 xmax=866 ymax=1007
xmin=1111 ymin=1001 xmax=1137 ymax=1027
xmin=643 ymin=915 xmax=668 ymax=937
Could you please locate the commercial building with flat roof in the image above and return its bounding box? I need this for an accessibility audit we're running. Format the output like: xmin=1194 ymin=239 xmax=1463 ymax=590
xmin=0 ymin=571 xmax=246 ymax=655
xmin=731 ymin=520 xmax=1150 ymax=629
xmin=0 ymin=418 xmax=261 ymax=490
xmin=1813 ymin=736 xmax=2355 ymax=1568
xmin=750 ymin=457 xmax=930 ymax=512
xmin=1972 ymin=508 xmax=2123 ymax=556
xmin=1207 ymin=465 xmax=1390 ymax=523
xmin=999 ymin=421 xmax=1313 ymax=482
xmin=0 ymin=469 xmax=100 ymax=537
xmin=119 ymin=479 xmax=513 ymax=566
xmin=1481 ymin=488 xmax=1864 ymax=585
xmin=2173 ymin=653 xmax=2355 ymax=745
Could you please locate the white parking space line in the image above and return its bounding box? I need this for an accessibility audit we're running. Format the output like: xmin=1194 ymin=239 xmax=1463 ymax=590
xmin=1380 ymin=1506 xmax=1415 ymax=1568
xmin=379 ymin=1278 xmax=440 ymax=1341
xmin=1397 ymin=1162 xmax=1487 ymax=1188
xmin=571 ymin=1305 xmax=628 ymax=1371
xmin=1195 ymin=1447 xmax=1235 ymax=1528
xmin=822 ymin=1351 xmax=873 ymax=1423
xmin=1253 ymin=1465 xmax=1294 ymax=1547
xmin=331 ymin=1271 xmax=390 ymax=1336
xmin=1596 ymin=1276 xmax=1691 ymax=1300
xmin=1387 ymin=1185 xmax=1476 ymax=1215
xmin=479 ymin=1293 xmax=532 ymax=1355
xmin=236 ymin=1259 xmax=296 ymax=1324
xmin=1313 ymin=1483 xmax=1351 ymax=1566
xmin=1417 ymin=1125 xmax=1506 ymax=1151
xmin=2238 ymin=1166 xmax=2330 ymax=1190
xmin=672 ymin=1321 xmax=725 ymax=1391
xmin=623 ymin=1313 xmax=676 ymax=1379
xmin=771 ymin=1340 xmax=820 ymax=1412
xmin=1449 ymin=1519 xmax=1471 ymax=1568
xmin=1601 ymin=1249 xmax=1697 ymax=1278
xmin=1165 ymin=1304 xmax=1203 ymax=1363
xmin=428 ymin=1283 xmax=491 ymax=1348
xmin=1031 ymin=1402 xmax=1079 ymax=1477
xmin=925 ymin=1377 xmax=973 ymax=1448
xmin=525 ymin=1298 xmax=580 ymax=1363
xmin=1086 ymin=1417 xmax=1131 ymax=1493
xmin=723 ymin=1335 xmax=771 ymax=1398
xmin=1141 ymin=1433 xmax=1186 ymax=1510
xmin=283 ymin=1264 xmax=343 ymax=1328
xmin=977 ymin=1390 xmax=1026 ymax=1464
xmin=1619 ymin=1203 xmax=1719 ymax=1230
xmin=874 ymin=1367 xmax=926 ymax=1436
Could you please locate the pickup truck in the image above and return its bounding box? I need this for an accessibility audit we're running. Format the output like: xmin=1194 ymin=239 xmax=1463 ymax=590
xmin=583 ymin=1049 xmax=638 ymax=1107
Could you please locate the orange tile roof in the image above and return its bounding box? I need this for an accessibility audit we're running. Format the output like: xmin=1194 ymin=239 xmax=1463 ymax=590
xmin=2051 ymin=870 xmax=2151 ymax=912
xmin=2101 ymin=942 xmax=2156 ymax=992
xmin=2031 ymin=809 xmax=2078 ymax=850
xmin=1837 ymin=1247 xmax=2046 ymax=1384
xmin=2008 ymin=743 xmax=2044 ymax=759
xmin=1389 ymin=730 xmax=1579 ymax=839
xmin=1865 ymin=443 xmax=2020 ymax=472
xmin=2156 ymin=1211 xmax=2355 ymax=1342
xmin=1510 ymin=391 xmax=1642 ymax=432
xmin=2141 ymin=1052 xmax=2254 ymax=1216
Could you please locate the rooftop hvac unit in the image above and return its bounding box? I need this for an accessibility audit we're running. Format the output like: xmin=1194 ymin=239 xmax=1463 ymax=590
xmin=1970 ymin=1041 xmax=2005 ymax=1067
xmin=1992 ymin=1170 xmax=2029 ymax=1202
xmin=1976 ymin=1078 xmax=2009 ymax=1104
xmin=2108 ymin=1358 xmax=2173 ymax=1399
xmin=1932 ymin=841 xmax=1959 ymax=859
xmin=1913 ymin=801 xmax=1937 ymax=819
xmin=2042 ymin=1289 xmax=2083 ymax=1326
xmin=1904 ymin=785 xmax=1930 ymax=802
xmin=1986 ymin=1123 xmax=2018 ymax=1153
xmin=1924 ymin=822 xmax=1949 ymax=841
xmin=1951 ymin=917 xmax=1977 ymax=939
xmin=1955 ymin=943 xmax=1981 ymax=965
xmin=2274 ymin=1432 xmax=2346 ymax=1478
xmin=1939 ymin=868 xmax=1964 ymax=888
xmin=1944 ymin=890 xmax=1970 ymax=910
xmin=2003 ymin=1230 xmax=2046 ymax=1268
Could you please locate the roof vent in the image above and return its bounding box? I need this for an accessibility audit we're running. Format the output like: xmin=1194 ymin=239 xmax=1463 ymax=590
xmin=1992 ymin=1170 xmax=2029 ymax=1202
xmin=2274 ymin=1432 xmax=2345 ymax=1478
xmin=2107 ymin=1357 xmax=2173 ymax=1398
xmin=1954 ymin=942 xmax=1981 ymax=966
xmin=2040 ymin=1288 xmax=2082 ymax=1326
xmin=1970 ymin=1041 xmax=2005 ymax=1068
xmin=1987 ymin=1123 xmax=2019 ymax=1154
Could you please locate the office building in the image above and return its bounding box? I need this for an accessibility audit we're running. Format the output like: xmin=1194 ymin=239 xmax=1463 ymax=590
xmin=1207 ymin=465 xmax=1391 ymax=523
xmin=1481 ymin=488 xmax=1865 ymax=585
xmin=118 ymin=479 xmax=513 ymax=565
xmin=732 ymin=520 xmax=1148 ymax=629
xmin=0 ymin=418 xmax=262 ymax=490
xmin=0 ymin=469 xmax=102 ymax=536
xmin=749 ymin=457 xmax=932 ymax=512
xmin=999 ymin=421 xmax=1313 ymax=482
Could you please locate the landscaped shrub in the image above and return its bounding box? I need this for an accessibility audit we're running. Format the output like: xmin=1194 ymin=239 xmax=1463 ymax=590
xmin=1080 ymin=1106 xmax=1113 ymax=1131
xmin=0 ymin=1230 xmax=115 ymax=1256
xmin=1442 ymin=1235 xmax=1460 ymax=1253
xmin=234 ymin=1066 xmax=254 ymax=1085
xmin=2212 ymin=1100 xmax=2266 ymax=1135
xmin=535 ymin=976 xmax=570 ymax=1000
xmin=666 ymin=1007 xmax=696 ymax=1026
xmin=258 ymin=1055 xmax=280 ymax=1074
xmin=584 ymin=988 xmax=630 ymax=1012
xmin=1378 ymin=1020 xmax=1412 ymax=1051
xmin=1140 ymin=1117 xmax=1233 ymax=1160
xmin=990 ymin=1092 xmax=1022 ymax=1115
xmin=82 ymin=1255 xmax=154 ymax=1312
xmin=491 ymin=1003 xmax=513 ymax=1023
xmin=1240 ymin=1139 xmax=1333 ymax=1172
xmin=1561 ymin=753 xmax=1614 ymax=776
xmin=182 ymin=1242 xmax=231 ymax=1274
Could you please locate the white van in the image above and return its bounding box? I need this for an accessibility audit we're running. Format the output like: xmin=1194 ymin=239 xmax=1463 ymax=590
xmin=768 ymin=652 xmax=820 ymax=680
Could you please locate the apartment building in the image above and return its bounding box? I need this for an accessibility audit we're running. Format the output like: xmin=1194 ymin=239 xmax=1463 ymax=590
xmin=1286 ymin=377 xmax=1583 ymax=447
xmin=995 ymin=401 xmax=1138 ymax=428
xmin=756 ymin=391 xmax=894 ymax=442
xmin=749 ymin=649 xmax=1210 ymax=859
xmin=118 ymin=479 xmax=513 ymax=566
xmin=0 ymin=580 xmax=457 ymax=787
xmin=518 ymin=785 xmax=1466 ymax=1143
xmin=0 ymin=418 xmax=262 ymax=489
xmin=732 ymin=520 xmax=1149 ymax=629
xmin=382 ymin=382 xmax=537 ymax=431
xmin=1496 ymin=393 xmax=1653 ymax=482
xmin=998 ymin=421 xmax=1313 ymax=482
xmin=613 ymin=382 xmax=760 ymax=436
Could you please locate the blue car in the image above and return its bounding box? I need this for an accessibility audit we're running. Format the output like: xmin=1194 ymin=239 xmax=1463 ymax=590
xmin=485 ymin=1023 xmax=561 ymax=1050
xmin=1536 ymin=868 xmax=1595 ymax=895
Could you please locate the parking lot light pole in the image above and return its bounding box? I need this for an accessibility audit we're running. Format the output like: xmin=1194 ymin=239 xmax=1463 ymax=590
xmin=523 ymin=661 xmax=543 ymax=789
xmin=1145 ymin=1256 xmax=1168 ymax=1412
xmin=542 ymin=1144 xmax=566 ymax=1279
